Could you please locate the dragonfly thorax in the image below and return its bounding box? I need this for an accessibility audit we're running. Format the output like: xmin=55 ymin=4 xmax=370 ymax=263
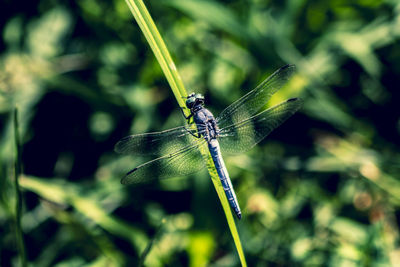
xmin=192 ymin=106 xmax=219 ymax=141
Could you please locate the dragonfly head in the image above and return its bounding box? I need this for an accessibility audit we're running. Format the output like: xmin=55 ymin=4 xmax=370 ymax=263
xmin=185 ymin=93 xmax=205 ymax=110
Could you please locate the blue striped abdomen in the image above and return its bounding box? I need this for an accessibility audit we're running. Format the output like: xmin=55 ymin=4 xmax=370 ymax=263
xmin=208 ymin=139 xmax=242 ymax=219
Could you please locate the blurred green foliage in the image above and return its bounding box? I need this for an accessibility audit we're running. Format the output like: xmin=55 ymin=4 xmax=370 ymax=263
xmin=1 ymin=0 xmax=400 ymax=266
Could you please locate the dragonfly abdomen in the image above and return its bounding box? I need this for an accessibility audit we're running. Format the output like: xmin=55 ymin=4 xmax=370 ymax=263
xmin=208 ymin=139 xmax=242 ymax=219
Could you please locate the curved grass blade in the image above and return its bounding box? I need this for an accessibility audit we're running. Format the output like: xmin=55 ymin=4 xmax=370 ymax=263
xmin=124 ymin=0 xmax=189 ymax=116
xmin=123 ymin=0 xmax=247 ymax=265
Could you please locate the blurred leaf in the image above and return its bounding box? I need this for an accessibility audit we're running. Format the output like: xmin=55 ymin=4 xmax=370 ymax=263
xmin=19 ymin=175 xmax=148 ymax=252
xmin=163 ymin=0 xmax=249 ymax=40
xmin=188 ymin=231 xmax=215 ymax=267
xmin=330 ymin=217 xmax=368 ymax=245
xmin=27 ymin=7 xmax=72 ymax=58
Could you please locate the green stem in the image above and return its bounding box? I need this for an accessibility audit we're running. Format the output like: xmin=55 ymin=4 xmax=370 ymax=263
xmin=205 ymin=155 xmax=247 ymax=266
xmin=124 ymin=0 xmax=247 ymax=266
xmin=124 ymin=0 xmax=189 ymax=115
xmin=13 ymin=108 xmax=27 ymax=267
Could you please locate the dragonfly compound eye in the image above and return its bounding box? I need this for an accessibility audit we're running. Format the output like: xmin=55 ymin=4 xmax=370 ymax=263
xmin=186 ymin=97 xmax=196 ymax=108
xmin=195 ymin=93 xmax=204 ymax=102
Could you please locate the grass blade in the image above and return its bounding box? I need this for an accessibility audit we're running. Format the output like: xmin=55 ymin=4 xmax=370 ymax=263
xmin=13 ymin=107 xmax=27 ymax=267
xmin=124 ymin=0 xmax=188 ymax=115
xmin=205 ymin=154 xmax=247 ymax=267
xmin=124 ymin=0 xmax=247 ymax=265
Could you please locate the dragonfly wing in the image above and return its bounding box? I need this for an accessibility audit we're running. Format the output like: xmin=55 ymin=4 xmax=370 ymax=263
xmin=115 ymin=126 xmax=198 ymax=156
xmin=216 ymin=65 xmax=296 ymax=128
xmin=121 ymin=141 xmax=207 ymax=185
xmin=218 ymin=98 xmax=302 ymax=154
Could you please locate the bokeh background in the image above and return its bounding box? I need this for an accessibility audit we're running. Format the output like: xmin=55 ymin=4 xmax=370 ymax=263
xmin=1 ymin=0 xmax=400 ymax=266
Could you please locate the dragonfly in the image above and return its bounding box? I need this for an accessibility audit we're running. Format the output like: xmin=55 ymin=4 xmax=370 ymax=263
xmin=115 ymin=64 xmax=302 ymax=219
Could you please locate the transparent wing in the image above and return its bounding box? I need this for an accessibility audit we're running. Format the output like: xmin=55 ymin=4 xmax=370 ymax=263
xmin=216 ymin=65 xmax=296 ymax=128
xmin=218 ymin=98 xmax=302 ymax=154
xmin=121 ymin=141 xmax=207 ymax=185
xmin=115 ymin=126 xmax=198 ymax=156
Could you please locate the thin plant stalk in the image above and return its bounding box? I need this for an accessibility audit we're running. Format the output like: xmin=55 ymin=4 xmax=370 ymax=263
xmin=124 ymin=0 xmax=247 ymax=266
xmin=124 ymin=0 xmax=188 ymax=115
xmin=13 ymin=108 xmax=27 ymax=267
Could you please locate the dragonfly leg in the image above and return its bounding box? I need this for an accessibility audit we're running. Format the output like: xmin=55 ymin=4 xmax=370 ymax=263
xmin=185 ymin=127 xmax=202 ymax=139
xmin=180 ymin=106 xmax=193 ymax=121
